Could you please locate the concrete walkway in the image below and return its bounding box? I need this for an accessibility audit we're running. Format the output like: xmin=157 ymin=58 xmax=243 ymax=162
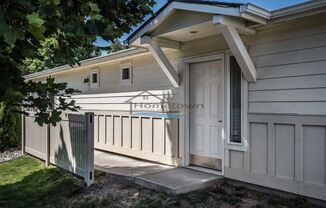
xmin=94 ymin=150 xmax=224 ymax=194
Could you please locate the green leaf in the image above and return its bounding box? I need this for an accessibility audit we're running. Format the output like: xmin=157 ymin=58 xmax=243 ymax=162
xmin=90 ymin=14 xmax=103 ymax=21
xmin=26 ymin=12 xmax=45 ymax=40
xmin=3 ymin=27 xmax=25 ymax=47
xmin=88 ymin=2 xmax=101 ymax=13
xmin=53 ymin=0 xmax=61 ymax=5
xmin=26 ymin=12 xmax=45 ymax=28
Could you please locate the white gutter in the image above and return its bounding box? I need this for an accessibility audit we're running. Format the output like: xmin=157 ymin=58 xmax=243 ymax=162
xmin=24 ymin=47 xmax=148 ymax=80
xmin=240 ymin=3 xmax=270 ymax=19
xmin=270 ymin=0 xmax=326 ymax=23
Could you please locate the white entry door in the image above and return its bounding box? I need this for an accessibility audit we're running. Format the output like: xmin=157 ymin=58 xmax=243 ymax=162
xmin=189 ymin=59 xmax=224 ymax=170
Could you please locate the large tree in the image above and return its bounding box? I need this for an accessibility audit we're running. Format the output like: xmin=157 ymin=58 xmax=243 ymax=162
xmin=0 ymin=0 xmax=155 ymax=125
xmin=23 ymin=36 xmax=101 ymax=74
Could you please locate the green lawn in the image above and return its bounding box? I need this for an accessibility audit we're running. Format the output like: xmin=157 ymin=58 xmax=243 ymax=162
xmin=0 ymin=156 xmax=321 ymax=208
xmin=0 ymin=156 xmax=83 ymax=208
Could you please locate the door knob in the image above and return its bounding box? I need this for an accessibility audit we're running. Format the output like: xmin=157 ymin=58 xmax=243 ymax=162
xmin=218 ymin=120 xmax=223 ymax=122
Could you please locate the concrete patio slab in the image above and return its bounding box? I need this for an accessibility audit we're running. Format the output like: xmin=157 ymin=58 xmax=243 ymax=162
xmin=94 ymin=150 xmax=224 ymax=194
xmin=94 ymin=150 xmax=175 ymax=180
xmin=135 ymin=168 xmax=224 ymax=194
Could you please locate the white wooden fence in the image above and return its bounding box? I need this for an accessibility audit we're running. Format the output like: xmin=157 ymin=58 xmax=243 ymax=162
xmin=21 ymin=111 xmax=94 ymax=186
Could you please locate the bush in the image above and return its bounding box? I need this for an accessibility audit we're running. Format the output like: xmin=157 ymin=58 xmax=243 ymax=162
xmin=0 ymin=102 xmax=21 ymax=151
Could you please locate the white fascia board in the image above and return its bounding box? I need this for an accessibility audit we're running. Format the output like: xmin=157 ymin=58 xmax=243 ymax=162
xmin=129 ymin=2 xmax=242 ymax=46
xmin=128 ymin=3 xmax=177 ymax=46
xmin=172 ymin=2 xmax=241 ymax=17
xmin=24 ymin=48 xmax=148 ymax=81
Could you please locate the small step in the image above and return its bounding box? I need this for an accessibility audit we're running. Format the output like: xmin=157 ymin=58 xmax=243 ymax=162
xmin=134 ymin=168 xmax=224 ymax=194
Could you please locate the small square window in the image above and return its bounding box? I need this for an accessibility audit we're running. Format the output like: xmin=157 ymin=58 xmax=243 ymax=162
xmin=120 ymin=62 xmax=132 ymax=85
xmin=122 ymin=67 xmax=130 ymax=80
xmin=92 ymin=73 xmax=98 ymax=83
xmin=89 ymin=69 xmax=99 ymax=88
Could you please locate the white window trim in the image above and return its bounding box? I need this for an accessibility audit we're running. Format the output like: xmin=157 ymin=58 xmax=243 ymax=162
xmin=90 ymin=69 xmax=99 ymax=88
xmin=225 ymin=54 xmax=248 ymax=152
xmin=120 ymin=62 xmax=132 ymax=85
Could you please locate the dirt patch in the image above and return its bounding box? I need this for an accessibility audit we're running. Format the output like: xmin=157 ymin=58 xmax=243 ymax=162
xmin=66 ymin=170 xmax=323 ymax=208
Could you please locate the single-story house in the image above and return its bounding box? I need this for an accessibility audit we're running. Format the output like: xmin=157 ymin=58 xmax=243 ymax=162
xmin=24 ymin=0 xmax=326 ymax=201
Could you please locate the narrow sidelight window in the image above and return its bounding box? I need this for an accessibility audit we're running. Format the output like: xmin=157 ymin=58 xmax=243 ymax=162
xmin=230 ymin=56 xmax=242 ymax=143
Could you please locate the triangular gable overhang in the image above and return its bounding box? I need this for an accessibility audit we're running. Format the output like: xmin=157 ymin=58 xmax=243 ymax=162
xmin=126 ymin=1 xmax=270 ymax=88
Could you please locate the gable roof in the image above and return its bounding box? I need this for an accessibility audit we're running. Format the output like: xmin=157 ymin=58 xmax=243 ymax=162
xmin=126 ymin=0 xmax=269 ymax=45
xmin=126 ymin=0 xmax=326 ymax=45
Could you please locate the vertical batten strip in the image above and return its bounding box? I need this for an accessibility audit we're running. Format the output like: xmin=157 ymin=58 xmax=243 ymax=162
xmin=150 ymin=117 xmax=154 ymax=153
xmin=140 ymin=117 xmax=143 ymax=151
xmin=104 ymin=115 xmax=107 ymax=144
xmin=267 ymin=123 xmax=275 ymax=176
xmin=295 ymin=123 xmax=304 ymax=182
xmin=121 ymin=116 xmax=123 ymax=147
xmin=163 ymin=118 xmax=166 ymax=156
xmin=130 ymin=116 xmax=133 ymax=149
xmin=244 ymin=122 xmax=251 ymax=171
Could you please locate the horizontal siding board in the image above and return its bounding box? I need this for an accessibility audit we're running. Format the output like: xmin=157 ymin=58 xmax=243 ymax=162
xmin=249 ymin=88 xmax=326 ymax=102
xmin=249 ymin=32 xmax=326 ymax=57
xmin=249 ymin=74 xmax=326 ymax=91
xmin=70 ymin=90 xmax=180 ymax=111
xmin=256 ymin=60 xmax=326 ymax=79
xmin=72 ymin=92 xmax=179 ymax=99
xmin=74 ymin=95 xmax=179 ymax=104
xmin=247 ymin=13 xmax=326 ymax=46
xmin=249 ymin=102 xmax=326 ymax=115
xmin=253 ymin=46 xmax=326 ymax=68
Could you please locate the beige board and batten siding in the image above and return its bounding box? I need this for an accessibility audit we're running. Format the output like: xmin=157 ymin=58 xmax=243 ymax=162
xmin=225 ymin=13 xmax=326 ymax=200
xmin=93 ymin=111 xmax=180 ymax=166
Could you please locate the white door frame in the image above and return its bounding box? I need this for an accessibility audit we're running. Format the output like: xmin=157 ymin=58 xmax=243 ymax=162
xmin=179 ymin=52 xmax=228 ymax=175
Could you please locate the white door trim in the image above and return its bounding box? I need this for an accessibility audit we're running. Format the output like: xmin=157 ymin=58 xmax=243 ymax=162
xmin=180 ymin=52 xmax=227 ymax=175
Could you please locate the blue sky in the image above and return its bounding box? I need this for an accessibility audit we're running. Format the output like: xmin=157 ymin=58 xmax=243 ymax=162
xmin=95 ymin=0 xmax=307 ymax=48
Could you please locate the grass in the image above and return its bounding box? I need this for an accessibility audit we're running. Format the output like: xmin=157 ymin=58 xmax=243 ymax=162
xmin=0 ymin=156 xmax=322 ymax=208
xmin=0 ymin=156 xmax=84 ymax=208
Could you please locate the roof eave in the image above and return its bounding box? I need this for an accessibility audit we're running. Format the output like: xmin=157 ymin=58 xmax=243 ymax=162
xmin=24 ymin=47 xmax=148 ymax=80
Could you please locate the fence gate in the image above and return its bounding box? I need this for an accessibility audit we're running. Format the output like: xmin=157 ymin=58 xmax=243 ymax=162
xmin=22 ymin=112 xmax=94 ymax=186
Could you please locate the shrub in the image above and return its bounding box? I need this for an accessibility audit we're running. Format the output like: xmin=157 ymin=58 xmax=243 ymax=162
xmin=0 ymin=102 xmax=21 ymax=151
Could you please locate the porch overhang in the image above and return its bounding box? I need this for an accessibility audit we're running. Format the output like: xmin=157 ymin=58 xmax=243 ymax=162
xmin=126 ymin=1 xmax=268 ymax=86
